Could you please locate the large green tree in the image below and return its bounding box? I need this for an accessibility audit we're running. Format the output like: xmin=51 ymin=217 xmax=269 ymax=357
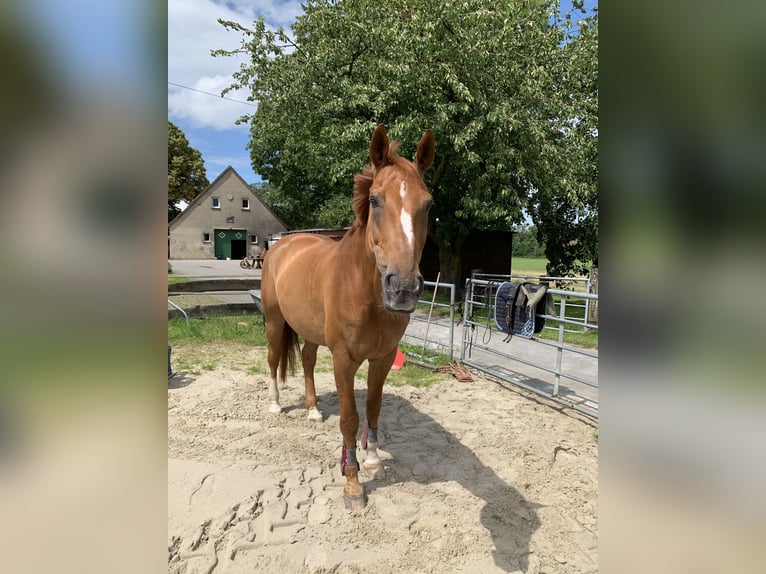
xmin=168 ymin=121 xmax=209 ymax=221
xmin=215 ymin=0 xmax=597 ymax=282
xmin=512 ymin=225 xmax=546 ymax=258
xmin=528 ymin=8 xmax=598 ymax=276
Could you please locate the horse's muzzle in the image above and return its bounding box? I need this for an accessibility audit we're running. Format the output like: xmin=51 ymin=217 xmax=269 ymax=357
xmin=381 ymin=271 xmax=424 ymax=313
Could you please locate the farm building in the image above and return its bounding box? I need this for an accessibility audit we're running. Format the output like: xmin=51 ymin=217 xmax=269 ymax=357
xmin=168 ymin=167 xmax=288 ymax=259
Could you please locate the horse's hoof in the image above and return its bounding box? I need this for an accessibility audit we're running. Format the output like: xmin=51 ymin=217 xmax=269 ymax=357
xmin=307 ymin=407 xmax=323 ymax=422
xmin=268 ymin=402 xmax=282 ymax=414
xmin=363 ymin=463 xmax=385 ymax=480
xmin=342 ymin=478 xmax=366 ymax=511
xmin=343 ymin=492 xmax=367 ymax=511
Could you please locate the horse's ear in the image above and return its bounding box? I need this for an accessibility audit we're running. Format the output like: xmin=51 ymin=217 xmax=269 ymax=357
xmin=415 ymin=129 xmax=435 ymax=174
xmin=369 ymin=124 xmax=389 ymax=169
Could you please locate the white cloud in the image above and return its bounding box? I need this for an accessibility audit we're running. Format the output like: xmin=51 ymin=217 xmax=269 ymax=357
xmin=205 ymin=153 xmax=254 ymax=173
xmin=168 ymin=0 xmax=302 ymax=130
xmin=167 ymin=77 xmax=254 ymax=131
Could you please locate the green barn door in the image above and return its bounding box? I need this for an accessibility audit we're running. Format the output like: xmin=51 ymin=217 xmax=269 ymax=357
xmin=214 ymin=229 xmax=247 ymax=259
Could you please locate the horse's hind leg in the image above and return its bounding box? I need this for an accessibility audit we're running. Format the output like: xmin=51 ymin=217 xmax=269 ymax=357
xmin=302 ymin=341 xmax=323 ymax=421
xmin=265 ymin=316 xmax=285 ymax=413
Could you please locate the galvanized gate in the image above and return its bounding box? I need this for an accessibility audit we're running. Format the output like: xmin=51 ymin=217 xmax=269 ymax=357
xmin=399 ymin=275 xmax=598 ymax=418
xmin=460 ymin=276 xmax=598 ymax=418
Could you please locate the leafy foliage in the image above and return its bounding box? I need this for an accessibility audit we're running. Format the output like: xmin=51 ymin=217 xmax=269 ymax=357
xmin=168 ymin=121 xmax=209 ymax=221
xmin=512 ymin=225 xmax=546 ymax=258
xmin=215 ymin=0 xmax=597 ymax=280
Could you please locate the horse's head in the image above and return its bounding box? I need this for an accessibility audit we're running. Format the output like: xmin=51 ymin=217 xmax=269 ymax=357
xmin=354 ymin=124 xmax=435 ymax=313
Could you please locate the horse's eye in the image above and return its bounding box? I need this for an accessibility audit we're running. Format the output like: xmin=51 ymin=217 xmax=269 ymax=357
xmin=369 ymin=195 xmax=381 ymax=208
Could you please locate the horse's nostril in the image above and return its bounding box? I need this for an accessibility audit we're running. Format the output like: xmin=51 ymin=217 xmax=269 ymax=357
xmin=415 ymin=274 xmax=424 ymax=296
xmin=384 ymin=271 xmax=423 ymax=298
xmin=385 ymin=272 xmax=400 ymax=292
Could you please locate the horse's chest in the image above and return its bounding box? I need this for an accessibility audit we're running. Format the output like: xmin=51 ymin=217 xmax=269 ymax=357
xmin=339 ymin=314 xmax=408 ymax=359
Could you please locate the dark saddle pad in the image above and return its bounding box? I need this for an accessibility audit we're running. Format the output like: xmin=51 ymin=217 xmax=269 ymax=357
xmin=494 ymin=281 xmax=550 ymax=339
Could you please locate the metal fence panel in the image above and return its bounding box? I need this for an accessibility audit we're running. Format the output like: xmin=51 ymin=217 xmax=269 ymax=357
xmin=400 ymin=280 xmax=457 ymax=364
xmin=460 ymin=277 xmax=598 ymax=418
xmin=400 ymin=276 xmax=598 ymax=418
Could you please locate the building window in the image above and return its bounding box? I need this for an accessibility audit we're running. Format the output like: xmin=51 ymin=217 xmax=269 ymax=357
xmin=250 ymin=235 xmax=258 ymax=244
xmin=241 ymin=198 xmax=250 ymax=210
xmin=212 ymin=197 xmax=220 ymax=209
xmin=202 ymin=232 xmax=211 ymax=243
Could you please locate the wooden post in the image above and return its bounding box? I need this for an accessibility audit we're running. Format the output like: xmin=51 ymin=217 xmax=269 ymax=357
xmin=588 ymin=267 xmax=599 ymax=325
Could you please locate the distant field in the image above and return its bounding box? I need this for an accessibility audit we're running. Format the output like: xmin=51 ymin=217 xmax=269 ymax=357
xmin=511 ymin=257 xmax=548 ymax=276
xmin=511 ymin=257 xmax=593 ymax=279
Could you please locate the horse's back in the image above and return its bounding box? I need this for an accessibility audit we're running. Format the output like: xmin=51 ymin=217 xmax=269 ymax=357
xmin=261 ymin=233 xmax=337 ymax=343
xmin=265 ymin=234 xmax=334 ymax=279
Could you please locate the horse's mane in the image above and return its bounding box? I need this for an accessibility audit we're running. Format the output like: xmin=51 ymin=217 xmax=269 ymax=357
xmin=351 ymin=141 xmax=402 ymax=228
xmin=351 ymin=167 xmax=374 ymax=227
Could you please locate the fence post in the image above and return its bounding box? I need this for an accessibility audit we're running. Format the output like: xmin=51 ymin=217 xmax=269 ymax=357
xmin=448 ymin=283 xmax=455 ymax=361
xmin=588 ymin=267 xmax=599 ymax=326
xmin=553 ymin=296 xmax=566 ymax=396
xmin=461 ymin=278 xmax=472 ymax=361
xmin=584 ymin=276 xmax=591 ymax=333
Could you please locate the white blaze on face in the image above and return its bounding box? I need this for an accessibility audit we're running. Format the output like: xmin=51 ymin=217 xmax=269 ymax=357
xmin=399 ymin=181 xmax=414 ymax=250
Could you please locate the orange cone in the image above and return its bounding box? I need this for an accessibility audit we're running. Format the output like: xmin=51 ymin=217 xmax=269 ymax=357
xmin=391 ymin=348 xmax=406 ymax=370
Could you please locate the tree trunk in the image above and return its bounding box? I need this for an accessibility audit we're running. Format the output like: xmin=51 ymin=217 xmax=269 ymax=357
xmin=435 ymin=232 xmax=468 ymax=291
xmin=437 ymin=243 xmax=461 ymax=286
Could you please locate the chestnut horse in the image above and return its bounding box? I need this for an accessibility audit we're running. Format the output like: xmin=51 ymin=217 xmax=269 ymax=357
xmin=260 ymin=124 xmax=435 ymax=510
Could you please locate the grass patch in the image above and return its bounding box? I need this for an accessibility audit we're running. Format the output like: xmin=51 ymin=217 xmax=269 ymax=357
xmin=168 ymin=276 xmax=190 ymax=285
xmin=511 ymin=257 xmax=549 ymax=276
xmin=534 ymin=297 xmax=598 ymax=349
xmin=246 ymin=360 xmax=268 ymax=376
xmin=399 ymin=342 xmax=451 ymax=368
xmin=168 ymin=315 xmax=267 ymax=346
xmin=355 ymin=359 xmax=449 ymax=388
xmin=168 ymin=314 xmax=452 ymax=388
xmin=385 ymin=364 xmax=448 ymax=387
xmin=536 ymin=326 xmax=598 ymax=348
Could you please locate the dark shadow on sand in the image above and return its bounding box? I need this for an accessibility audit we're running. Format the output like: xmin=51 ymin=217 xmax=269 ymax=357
xmin=314 ymin=388 xmax=541 ymax=572
xmin=167 ymin=372 xmax=196 ymax=389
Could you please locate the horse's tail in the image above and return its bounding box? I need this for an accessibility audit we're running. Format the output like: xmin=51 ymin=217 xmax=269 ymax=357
xmin=279 ymin=322 xmax=300 ymax=383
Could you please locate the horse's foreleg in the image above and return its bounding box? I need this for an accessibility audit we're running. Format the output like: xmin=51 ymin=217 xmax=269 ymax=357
xmin=302 ymin=341 xmax=322 ymax=421
xmin=362 ymin=351 xmax=395 ymax=480
xmin=333 ymin=351 xmax=365 ymax=510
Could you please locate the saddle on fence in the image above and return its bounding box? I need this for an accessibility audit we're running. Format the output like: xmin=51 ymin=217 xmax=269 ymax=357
xmin=494 ymin=281 xmax=555 ymax=340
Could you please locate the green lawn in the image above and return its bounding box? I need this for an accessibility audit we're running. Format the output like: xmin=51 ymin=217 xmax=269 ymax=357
xmin=169 ymin=315 xmax=267 ymax=346
xmin=168 ymin=315 xmax=450 ymax=388
xmin=168 ymin=276 xmax=190 ymax=285
xmin=535 ymin=296 xmax=598 ymax=348
xmin=511 ymin=257 xmax=549 ymax=276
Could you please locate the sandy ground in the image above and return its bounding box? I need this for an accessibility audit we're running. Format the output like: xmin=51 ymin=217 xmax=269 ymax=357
xmin=168 ymin=344 xmax=598 ymax=574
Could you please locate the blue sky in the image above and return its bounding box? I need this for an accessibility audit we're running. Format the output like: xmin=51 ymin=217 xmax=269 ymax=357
xmin=168 ymin=0 xmax=597 ymax=186
xmin=168 ymin=0 xmax=304 ymax=184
